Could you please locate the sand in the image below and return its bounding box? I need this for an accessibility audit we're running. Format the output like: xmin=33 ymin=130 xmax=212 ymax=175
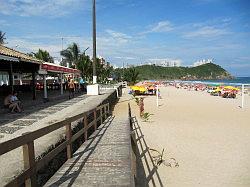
xmin=129 ymin=86 xmax=250 ymax=187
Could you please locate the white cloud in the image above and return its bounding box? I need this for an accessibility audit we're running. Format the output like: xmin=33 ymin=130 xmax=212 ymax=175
xmin=148 ymin=58 xmax=182 ymax=62
xmin=183 ymin=26 xmax=230 ymax=38
xmin=143 ymin=21 xmax=174 ymax=34
xmin=114 ymin=56 xmax=135 ymax=60
xmin=105 ymin=29 xmax=132 ymax=44
xmin=6 ymin=38 xmax=62 ymax=56
xmin=0 ymin=0 xmax=87 ymax=17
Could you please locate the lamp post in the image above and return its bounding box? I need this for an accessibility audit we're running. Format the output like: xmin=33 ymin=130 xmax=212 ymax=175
xmin=92 ymin=0 xmax=97 ymax=84
xmin=83 ymin=47 xmax=89 ymax=56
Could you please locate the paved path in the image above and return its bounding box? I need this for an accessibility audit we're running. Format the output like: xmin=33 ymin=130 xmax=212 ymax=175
xmin=0 ymin=93 xmax=88 ymax=139
xmin=45 ymin=90 xmax=134 ymax=187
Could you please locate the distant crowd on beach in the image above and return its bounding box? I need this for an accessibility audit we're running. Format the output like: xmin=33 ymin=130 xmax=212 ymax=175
xmin=164 ymin=81 xmax=249 ymax=99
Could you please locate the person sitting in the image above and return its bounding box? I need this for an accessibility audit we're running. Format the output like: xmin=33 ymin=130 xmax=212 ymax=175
xmin=11 ymin=91 xmax=22 ymax=109
xmin=4 ymin=92 xmax=22 ymax=113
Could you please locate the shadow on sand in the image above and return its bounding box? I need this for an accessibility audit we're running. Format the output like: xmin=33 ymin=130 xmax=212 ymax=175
xmin=131 ymin=116 xmax=164 ymax=187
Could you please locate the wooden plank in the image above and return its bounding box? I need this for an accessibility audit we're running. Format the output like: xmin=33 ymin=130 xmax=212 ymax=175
xmin=36 ymin=140 xmax=69 ymax=171
xmin=100 ymin=107 xmax=103 ymax=124
xmin=104 ymin=105 xmax=107 ymax=119
xmin=87 ymin=120 xmax=95 ymax=130
xmin=71 ymin=128 xmax=85 ymax=143
xmin=5 ymin=167 xmax=36 ymax=187
xmin=66 ymin=123 xmax=72 ymax=159
xmin=94 ymin=109 xmax=97 ymax=130
xmin=22 ymin=140 xmax=37 ymax=187
xmin=0 ymin=120 xmax=68 ymax=156
xmin=96 ymin=116 xmax=101 ymax=122
xmin=107 ymin=103 xmax=110 ymax=116
xmin=84 ymin=114 xmax=88 ymax=140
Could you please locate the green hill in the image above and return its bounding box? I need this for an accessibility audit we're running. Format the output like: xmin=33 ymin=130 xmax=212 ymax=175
xmin=114 ymin=63 xmax=233 ymax=81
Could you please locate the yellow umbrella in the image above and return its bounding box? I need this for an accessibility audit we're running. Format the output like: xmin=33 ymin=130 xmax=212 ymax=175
xmin=130 ymin=86 xmax=139 ymax=90
xmin=224 ymin=86 xmax=240 ymax=90
xmin=138 ymin=86 xmax=146 ymax=92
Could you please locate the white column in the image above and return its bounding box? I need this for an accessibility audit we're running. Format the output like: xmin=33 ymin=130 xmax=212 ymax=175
xmin=241 ymin=84 xmax=244 ymax=109
xmin=60 ymin=73 xmax=63 ymax=95
xmin=19 ymin=74 xmax=23 ymax=85
xmin=43 ymin=75 xmax=47 ymax=99
xmin=93 ymin=76 xmax=97 ymax=84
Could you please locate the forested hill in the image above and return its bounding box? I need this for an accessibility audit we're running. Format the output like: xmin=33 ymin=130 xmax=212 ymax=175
xmin=122 ymin=63 xmax=233 ymax=81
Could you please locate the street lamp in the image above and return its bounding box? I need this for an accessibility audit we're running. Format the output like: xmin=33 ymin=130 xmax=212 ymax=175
xmin=83 ymin=47 xmax=89 ymax=56
xmin=92 ymin=0 xmax=97 ymax=84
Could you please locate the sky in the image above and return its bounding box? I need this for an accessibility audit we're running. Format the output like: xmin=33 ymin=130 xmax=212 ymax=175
xmin=0 ymin=0 xmax=250 ymax=76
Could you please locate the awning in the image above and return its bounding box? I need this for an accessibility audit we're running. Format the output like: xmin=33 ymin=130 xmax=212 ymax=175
xmin=41 ymin=62 xmax=80 ymax=74
xmin=0 ymin=54 xmax=19 ymax=62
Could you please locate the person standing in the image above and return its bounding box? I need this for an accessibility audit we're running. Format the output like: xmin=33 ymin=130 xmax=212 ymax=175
xmin=68 ymin=79 xmax=75 ymax=99
xmin=139 ymin=97 xmax=144 ymax=117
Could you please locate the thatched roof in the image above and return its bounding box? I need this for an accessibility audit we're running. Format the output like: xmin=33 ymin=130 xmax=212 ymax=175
xmin=0 ymin=45 xmax=43 ymax=64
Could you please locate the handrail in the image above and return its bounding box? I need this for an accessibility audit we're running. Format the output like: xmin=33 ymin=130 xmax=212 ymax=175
xmin=1 ymin=102 xmax=110 ymax=187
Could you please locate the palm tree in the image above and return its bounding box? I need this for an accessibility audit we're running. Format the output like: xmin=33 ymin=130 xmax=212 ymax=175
xmin=76 ymin=54 xmax=92 ymax=81
xmin=33 ymin=49 xmax=54 ymax=63
xmin=60 ymin=42 xmax=80 ymax=67
xmin=0 ymin=31 xmax=6 ymax=44
xmin=124 ymin=67 xmax=139 ymax=85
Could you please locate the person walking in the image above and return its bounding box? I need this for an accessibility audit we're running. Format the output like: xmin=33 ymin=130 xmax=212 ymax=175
xmin=68 ymin=79 xmax=75 ymax=99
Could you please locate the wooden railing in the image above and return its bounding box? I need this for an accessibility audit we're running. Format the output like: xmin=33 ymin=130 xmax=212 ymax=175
xmin=0 ymin=103 xmax=110 ymax=187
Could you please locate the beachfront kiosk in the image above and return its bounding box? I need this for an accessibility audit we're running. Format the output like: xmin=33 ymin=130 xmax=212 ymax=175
xmin=0 ymin=45 xmax=42 ymax=100
xmin=39 ymin=62 xmax=80 ymax=100
xmin=0 ymin=44 xmax=81 ymax=101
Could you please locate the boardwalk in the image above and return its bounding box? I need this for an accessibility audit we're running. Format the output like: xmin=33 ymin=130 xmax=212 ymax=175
xmin=45 ymin=91 xmax=134 ymax=186
xmin=45 ymin=116 xmax=132 ymax=186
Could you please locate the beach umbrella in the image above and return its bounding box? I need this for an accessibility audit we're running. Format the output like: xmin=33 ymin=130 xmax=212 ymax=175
xmin=224 ymin=86 xmax=240 ymax=91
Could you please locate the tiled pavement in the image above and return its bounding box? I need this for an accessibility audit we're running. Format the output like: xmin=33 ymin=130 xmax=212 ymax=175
xmin=0 ymin=94 xmax=88 ymax=139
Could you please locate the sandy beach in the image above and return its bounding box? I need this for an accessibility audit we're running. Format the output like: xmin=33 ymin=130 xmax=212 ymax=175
xmin=129 ymin=86 xmax=250 ymax=187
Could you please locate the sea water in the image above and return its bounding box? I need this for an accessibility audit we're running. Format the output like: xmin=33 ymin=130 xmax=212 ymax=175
xmin=183 ymin=77 xmax=250 ymax=86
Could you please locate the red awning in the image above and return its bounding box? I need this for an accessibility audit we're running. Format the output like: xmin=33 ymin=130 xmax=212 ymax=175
xmin=41 ymin=63 xmax=80 ymax=74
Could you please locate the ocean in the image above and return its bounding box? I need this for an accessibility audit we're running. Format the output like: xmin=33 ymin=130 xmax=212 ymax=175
xmin=184 ymin=77 xmax=250 ymax=86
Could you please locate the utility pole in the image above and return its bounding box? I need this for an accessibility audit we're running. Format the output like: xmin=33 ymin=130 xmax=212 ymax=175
xmin=92 ymin=0 xmax=97 ymax=84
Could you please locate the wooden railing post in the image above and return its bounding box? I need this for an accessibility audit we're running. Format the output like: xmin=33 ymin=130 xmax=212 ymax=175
xmin=107 ymin=103 xmax=110 ymax=116
xmin=22 ymin=139 xmax=36 ymax=187
xmin=104 ymin=105 xmax=107 ymax=120
xmin=94 ymin=109 xmax=97 ymax=131
xmin=100 ymin=108 xmax=103 ymax=124
xmin=66 ymin=123 xmax=72 ymax=159
xmin=84 ymin=114 xmax=88 ymax=140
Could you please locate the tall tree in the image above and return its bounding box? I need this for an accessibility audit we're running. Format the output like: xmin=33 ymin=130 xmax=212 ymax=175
xmin=33 ymin=49 xmax=54 ymax=63
xmin=0 ymin=31 xmax=6 ymax=44
xmin=76 ymin=54 xmax=92 ymax=81
xmin=124 ymin=67 xmax=139 ymax=85
xmin=60 ymin=42 xmax=80 ymax=67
